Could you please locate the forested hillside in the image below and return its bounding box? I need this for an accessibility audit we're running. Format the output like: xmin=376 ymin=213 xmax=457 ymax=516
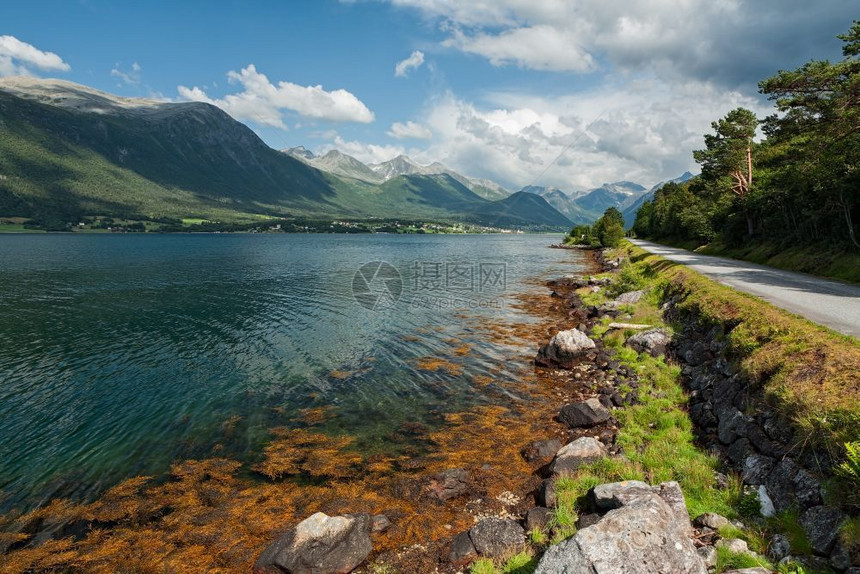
xmin=632 ymin=22 xmax=859 ymax=278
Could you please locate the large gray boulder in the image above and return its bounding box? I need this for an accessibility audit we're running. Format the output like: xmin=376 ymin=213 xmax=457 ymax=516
xmin=536 ymin=329 xmax=596 ymax=368
xmin=768 ymin=533 xmax=791 ymax=562
xmin=742 ymin=454 xmax=775 ymax=485
xmin=559 ymin=398 xmax=611 ymax=428
xmin=534 ymin=482 xmax=705 ymax=574
xmin=254 ymin=512 xmax=372 ymax=574
xmin=549 ymin=437 xmax=606 ymax=475
xmin=625 ymin=328 xmax=670 ymax=357
xmin=800 ymin=505 xmax=845 ymax=555
xmin=468 ymin=518 xmax=525 ymax=558
xmin=593 ymin=480 xmax=690 ymax=536
xmin=592 ymin=480 xmax=653 ymax=509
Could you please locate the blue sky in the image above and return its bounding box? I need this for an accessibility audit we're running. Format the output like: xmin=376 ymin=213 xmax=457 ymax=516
xmin=1 ymin=1 xmax=855 ymax=191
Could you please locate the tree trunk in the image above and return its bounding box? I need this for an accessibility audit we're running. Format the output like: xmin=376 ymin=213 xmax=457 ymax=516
xmin=840 ymin=191 xmax=860 ymax=248
xmin=747 ymin=145 xmax=753 ymax=191
xmin=746 ymin=210 xmax=755 ymax=239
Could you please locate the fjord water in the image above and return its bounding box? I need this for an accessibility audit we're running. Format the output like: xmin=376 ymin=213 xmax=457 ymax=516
xmin=0 ymin=233 xmax=586 ymax=513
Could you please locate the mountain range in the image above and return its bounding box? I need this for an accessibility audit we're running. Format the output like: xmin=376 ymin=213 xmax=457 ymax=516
xmin=286 ymin=149 xmax=696 ymax=227
xmin=284 ymin=147 xmax=511 ymax=201
xmin=0 ymin=77 xmax=693 ymax=231
xmin=620 ymin=172 xmax=695 ymax=227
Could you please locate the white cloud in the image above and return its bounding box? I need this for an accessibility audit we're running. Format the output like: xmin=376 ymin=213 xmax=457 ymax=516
xmin=394 ymin=50 xmax=425 ymax=77
xmin=110 ymin=61 xmax=141 ymax=85
xmin=387 ymin=120 xmax=432 ymax=139
xmin=347 ymin=0 xmax=854 ymax=191
xmin=444 ymin=25 xmax=595 ymax=72
xmin=178 ymin=64 xmax=374 ymax=128
xmin=384 ymin=0 xmax=855 ymax=84
xmin=375 ymin=79 xmax=769 ymax=191
xmin=0 ymin=35 xmax=70 ymax=77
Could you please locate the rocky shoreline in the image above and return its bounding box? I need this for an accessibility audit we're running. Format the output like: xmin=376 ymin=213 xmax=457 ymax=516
xmin=251 ymin=245 xmax=858 ymax=574
xmin=2 ymin=243 xmax=854 ymax=573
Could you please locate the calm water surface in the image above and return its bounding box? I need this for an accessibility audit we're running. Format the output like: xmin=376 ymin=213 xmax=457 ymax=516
xmin=0 ymin=233 xmax=586 ymax=512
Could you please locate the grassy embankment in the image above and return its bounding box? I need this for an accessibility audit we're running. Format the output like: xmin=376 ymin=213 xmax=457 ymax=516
xmin=471 ymin=240 xmax=859 ymax=574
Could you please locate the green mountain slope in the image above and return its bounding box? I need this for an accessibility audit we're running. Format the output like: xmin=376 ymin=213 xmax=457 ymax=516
xmin=539 ymin=189 xmax=596 ymax=225
xmin=0 ymin=87 xmax=343 ymax=223
xmin=467 ymin=191 xmax=572 ymax=227
xmin=0 ymin=78 xmax=570 ymax=229
xmin=379 ymin=173 xmax=484 ymax=210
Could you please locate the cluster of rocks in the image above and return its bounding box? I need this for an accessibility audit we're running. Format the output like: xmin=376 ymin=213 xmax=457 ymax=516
xmin=446 ymin=394 xmax=622 ymax=566
xmin=250 ymin=258 xmax=856 ymax=574
xmin=520 ymin=278 xmax=734 ymax=572
xmin=691 ymin=512 xmax=773 ymax=571
xmin=667 ymin=307 xmax=858 ymax=572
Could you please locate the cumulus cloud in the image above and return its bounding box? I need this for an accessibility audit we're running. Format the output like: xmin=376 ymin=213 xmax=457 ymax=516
xmin=380 ymin=79 xmax=770 ymax=191
xmin=394 ymin=50 xmax=425 ymax=77
xmin=178 ymin=64 xmax=374 ymax=128
xmin=0 ymin=35 xmax=70 ymax=77
xmin=387 ymin=120 xmax=432 ymax=139
xmin=111 ymin=61 xmax=141 ymax=85
xmin=344 ymin=1 xmax=854 ymax=191
xmin=444 ymin=25 xmax=595 ymax=72
xmin=385 ymin=0 xmax=855 ymax=86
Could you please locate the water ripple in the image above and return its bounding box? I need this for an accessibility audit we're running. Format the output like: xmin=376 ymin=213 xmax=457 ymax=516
xmin=0 ymin=233 xmax=586 ymax=512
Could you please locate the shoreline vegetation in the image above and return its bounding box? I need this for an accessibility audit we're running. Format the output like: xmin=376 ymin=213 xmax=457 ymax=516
xmin=1 ymin=241 xmax=857 ymax=573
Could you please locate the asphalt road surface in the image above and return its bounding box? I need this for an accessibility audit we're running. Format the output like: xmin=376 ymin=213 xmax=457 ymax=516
xmin=629 ymin=239 xmax=860 ymax=339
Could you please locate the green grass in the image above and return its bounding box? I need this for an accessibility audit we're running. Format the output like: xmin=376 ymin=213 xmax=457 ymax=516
xmin=468 ymin=552 xmax=538 ymax=574
xmin=619 ymin=242 xmax=860 ymax=455
xmin=550 ymin=268 xmax=743 ymax=540
xmin=528 ymin=527 xmax=548 ymax=547
xmin=547 ymin=244 xmax=858 ymax=562
xmin=470 ymin=558 xmax=497 ymax=574
xmin=715 ymin=545 xmax=773 ymax=573
xmin=601 ymin=240 xmax=860 ymax=566
xmin=769 ymin=509 xmax=814 ymax=556
xmin=0 ymin=223 xmax=30 ymax=232
xmin=839 ymin=516 xmax=860 ymax=556
xmin=500 ymin=241 xmax=857 ymax=570
xmin=717 ymin=524 xmax=768 ymax=555
xmin=548 ymin=482 xmax=580 ymax=544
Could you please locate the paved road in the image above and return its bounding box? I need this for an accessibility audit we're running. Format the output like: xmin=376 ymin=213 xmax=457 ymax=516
xmin=629 ymin=239 xmax=860 ymax=338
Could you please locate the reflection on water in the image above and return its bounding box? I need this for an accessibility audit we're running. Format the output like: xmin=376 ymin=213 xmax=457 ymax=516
xmin=0 ymin=233 xmax=585 ymax=512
